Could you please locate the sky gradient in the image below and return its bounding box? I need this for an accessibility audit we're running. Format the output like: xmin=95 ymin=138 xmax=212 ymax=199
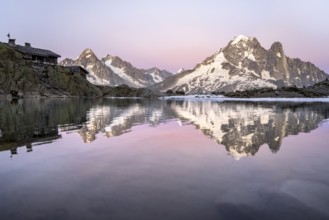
xmin=1 ymin=0 xmax=328 ymax=73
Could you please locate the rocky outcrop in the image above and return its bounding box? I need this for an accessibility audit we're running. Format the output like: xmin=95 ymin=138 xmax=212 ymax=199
xmin=60 ymin=49 xmax=172 ymax=88
xmin=0 ymin=43 xmax=103 ymax=98
xmin=224 ymin=79 xmax=329 ymax=98
xmin=151 ymin=35 xmax=328 ymax=94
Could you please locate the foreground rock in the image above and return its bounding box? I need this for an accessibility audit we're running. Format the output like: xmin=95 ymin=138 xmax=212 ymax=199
xmin=224 ymin=80 xmax=329 ymax=98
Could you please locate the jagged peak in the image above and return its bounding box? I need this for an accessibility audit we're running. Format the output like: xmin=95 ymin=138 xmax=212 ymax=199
xmin=61 ymin=57 xmax=74 ymax=62
xmin=104 ymin=54 xmax=126 ymax=63
xmin=104 ymin=54 xmax=113 ymax=59
xmin=147 ymin=67 xmax=160 ymax=72
xmin=82 ymin=48 xmax=94 ymax=54
xmin=80 ymin=48 xmax=97 ymax=59
xmin=177 ymin=68 xmax=185 ymax=74
xmin=226 ymin=35 xmax=262 ymax=52
xmin=270 ymin=41 xmax=284 ymax=51
xmin=269 ymin=41 xmax=285 ymax=58
xmin=231 ymin=35 xmax=255 ymax=45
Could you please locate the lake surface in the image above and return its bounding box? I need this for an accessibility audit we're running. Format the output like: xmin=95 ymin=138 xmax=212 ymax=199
xmin=1 ymin=98 xmax=329 ymax=220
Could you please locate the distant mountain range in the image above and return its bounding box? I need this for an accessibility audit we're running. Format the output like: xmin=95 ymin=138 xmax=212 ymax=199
xmin=151 ymin=35 xmax=328 ymax=94
xmin=60 ymin=35 xmax=328 ymax=93
xmin=60 ymin=49 xmax=172 ymax=88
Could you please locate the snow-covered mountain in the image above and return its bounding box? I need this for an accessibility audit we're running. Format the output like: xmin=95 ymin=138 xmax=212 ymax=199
xmin=60 ymin=49 xmax=172 ymax=87
xmin=152 ymin=35 xmax=328 ymax=94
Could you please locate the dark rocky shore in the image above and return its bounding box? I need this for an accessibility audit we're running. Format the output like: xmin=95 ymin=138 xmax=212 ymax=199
xmin=224 ymin=80 xmax=329 ymax=98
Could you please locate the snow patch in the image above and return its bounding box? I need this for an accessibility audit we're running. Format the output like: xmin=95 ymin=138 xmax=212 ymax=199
xmin=244 ymin=68 xmax=260 ymax=78
xmin=231 ymin=35 xmax=251 ymax=45
xmin=148 ymin=71 xmax=162 ymax=83
xmin=105 ymin=60 xmax=144 ymax=87
xmin=177 ymin=68 xmax=185 ymax=74
xmin=174 ymin=52 xmax=230 ymax=93
xmin=277 ymin=52 xmax=281 ymax=58
xmin=261 ymin=70 xmax=272 ymax=80
xmin=244 ymin=51 xmax=255 ymax=61
xmin=86 ymin=69 xmax=111 ymax=86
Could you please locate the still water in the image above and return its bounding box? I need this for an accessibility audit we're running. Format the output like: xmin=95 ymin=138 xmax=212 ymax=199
xmin=1 ymin=98 xmax=329 ymax=220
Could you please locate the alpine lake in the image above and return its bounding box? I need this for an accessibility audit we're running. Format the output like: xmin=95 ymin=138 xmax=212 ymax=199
xmin=1 ymin=97 xmax=329 ymax=220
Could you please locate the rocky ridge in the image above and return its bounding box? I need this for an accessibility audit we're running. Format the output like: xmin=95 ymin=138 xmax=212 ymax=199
xmin=151 ymin=35 xmax=328 ymax=94
xmin=60 ymin=49 xmax=172 ymax=88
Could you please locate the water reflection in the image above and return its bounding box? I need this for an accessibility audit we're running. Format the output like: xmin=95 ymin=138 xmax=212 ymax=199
xmin=0 ymin=98 xmax=92 ymax=155
xmin=171 ymin=101 xmax=329 ymax=159
xmin=1 ymin=98 xmax=329 ymax=159
xmin=78 ymin=100 xmax=176 ymax=143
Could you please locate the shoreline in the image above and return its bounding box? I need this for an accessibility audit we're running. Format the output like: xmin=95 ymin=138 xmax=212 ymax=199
xmin=161 ymin=95 xmax=329 ymax=103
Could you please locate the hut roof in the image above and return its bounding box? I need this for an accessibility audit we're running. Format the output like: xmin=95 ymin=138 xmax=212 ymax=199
xmin=12 ymin=44 xmax=61 ymax=58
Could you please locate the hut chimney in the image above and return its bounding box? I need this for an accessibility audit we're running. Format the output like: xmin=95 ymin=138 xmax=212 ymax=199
xmin=25 ymin=42 xmax=31 ymax=47
xmin=8 ymin=39 xmax=16 ymax=46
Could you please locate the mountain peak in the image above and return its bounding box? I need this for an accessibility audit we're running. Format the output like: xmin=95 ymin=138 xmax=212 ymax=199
xmin=269 ymin=42 xmax=285 ymax=58
xmin=231 ymin=35 xmax=254 ymax=45
xmin=153 ymin=36 xmax=327 ymax=94
xmin=60 ymin=49 xmax=172 ymax=88
xmin=226 ymin=35 xmax=261 ymax=51
xmin=177 ymin=68 xmax=185 ymax=74
xmin=82 ymin=48 xmax=94 ymax=54
xmin=80 ymin=48 xmax=97 ymax=60
xmin=270 ymin=42 xmax=283 ymax=51
xmin=104 ymin=54 xmax=114 ymax=60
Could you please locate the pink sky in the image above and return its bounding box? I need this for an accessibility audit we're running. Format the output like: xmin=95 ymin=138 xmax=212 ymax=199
xmin=1 ymin=0 xmax=328 ymax=73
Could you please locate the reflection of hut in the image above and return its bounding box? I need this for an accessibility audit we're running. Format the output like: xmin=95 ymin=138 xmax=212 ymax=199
xmin=10 ymin=148 xmax=17 ymax=156
xmin=0 ymin=128 xmax=61 ymax=157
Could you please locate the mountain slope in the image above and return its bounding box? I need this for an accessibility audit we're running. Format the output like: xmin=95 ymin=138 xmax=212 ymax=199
xmin=152 ymin=35 xmax=328 ymax=94
xmin=60 ymin=49 xmax=172 ymax=88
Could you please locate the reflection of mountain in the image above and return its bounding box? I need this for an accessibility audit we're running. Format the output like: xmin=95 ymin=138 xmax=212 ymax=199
xmin=1 ymin=98 xmax=329 ymax=159
xmin=170 ymin=101 xmax=329 ymax=159
xmin=78 ymin=100 xmax=176 ymax=143
xmin=0 ymin=99 xmax=93 ymax=156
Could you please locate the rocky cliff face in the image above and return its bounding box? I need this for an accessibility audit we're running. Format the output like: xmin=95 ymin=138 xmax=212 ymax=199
xmin=152 ymin=35 xmax=328 ymax=94
xmin=0 ymin=44 xmax=103 ymax=98
xmin=60 ymin=49 xmax=172 ymax=88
